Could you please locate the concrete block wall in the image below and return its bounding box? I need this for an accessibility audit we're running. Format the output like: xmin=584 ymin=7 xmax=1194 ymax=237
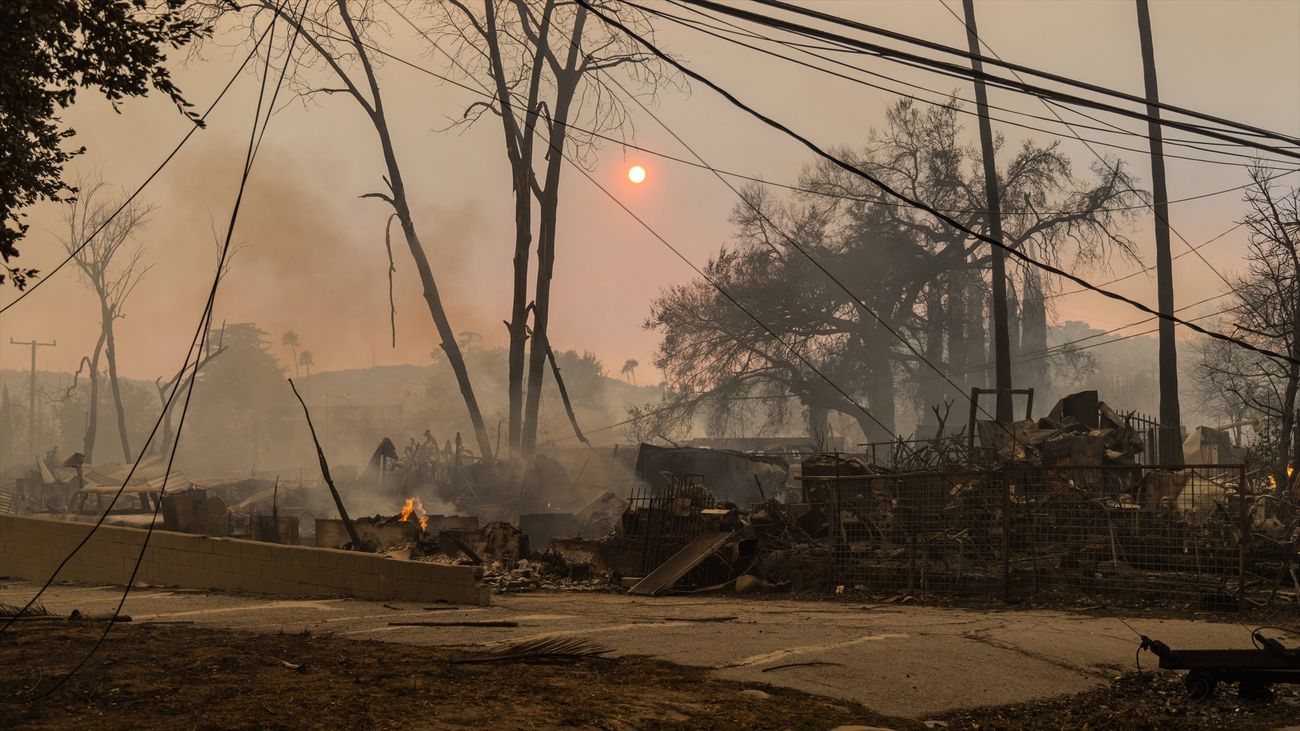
xmin=0 ymin=515 xmax=489 ymax=605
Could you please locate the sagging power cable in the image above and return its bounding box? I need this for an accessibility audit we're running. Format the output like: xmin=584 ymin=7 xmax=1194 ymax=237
xmin=647 ymin=0 xmax=1297 ymax=172
xmin=728 ymin=0 xmax=1300 ymax=152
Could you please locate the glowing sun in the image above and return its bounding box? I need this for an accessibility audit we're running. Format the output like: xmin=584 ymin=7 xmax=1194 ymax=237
xmin=627 ymin=165 xmax=647 ymax=184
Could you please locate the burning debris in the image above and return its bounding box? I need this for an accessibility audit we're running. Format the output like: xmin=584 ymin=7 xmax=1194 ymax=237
xmin=398 ymin=497 xmax=429 ymax=531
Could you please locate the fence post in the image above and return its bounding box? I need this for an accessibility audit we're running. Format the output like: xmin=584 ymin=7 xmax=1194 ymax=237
xmin=827 ymin=475 xmax=839 ymax=591
xmin=1238 ymin=464 xmax=1248 ymax=611
xmin=1001 ymin=469 xmax=1011 ymax=601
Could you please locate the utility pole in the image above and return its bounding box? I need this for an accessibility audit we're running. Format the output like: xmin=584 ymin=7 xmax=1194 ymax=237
xmin=9 ymin=338 xmax=57 ymax=458
xmin=961 ymin=0 xmax=1013 ymax=423
xmin=1136 ymin=0 xmax=1182 ymax=465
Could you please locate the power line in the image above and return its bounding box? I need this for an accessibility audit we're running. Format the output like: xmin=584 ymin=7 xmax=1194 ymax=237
xmin=0 ymin=20 xmax=280 ymax=317
xmin=651 ymin=0 xmax=1297 ymax=172
xmin=334 ymin=14 xmax=1297 ymax=245
xmin=313 ymin=11 xmax=1300 ymax=219
xmin=735 ymin=0 xmax=1300 ymax=151
xmin=577 ymin=0 xmax=1300 ymax=367
xmin=670 ymin=0 xmax=1300 ymax=162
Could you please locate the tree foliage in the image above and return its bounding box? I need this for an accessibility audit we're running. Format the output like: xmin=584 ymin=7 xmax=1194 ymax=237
xmin=1 ymin=0 xmax=206 ymax=287
xmin=641 ymin=99 xmax=1145 ymax=443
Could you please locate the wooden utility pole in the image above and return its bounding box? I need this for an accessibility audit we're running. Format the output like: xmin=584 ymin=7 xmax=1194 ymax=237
xmin=961 ymin=0 xmax=1013 ymax=423
xmin=9 ymin=338 xmax=56 ymax=458
xmin=1136 ymin=0 xmax=1183 ymax=465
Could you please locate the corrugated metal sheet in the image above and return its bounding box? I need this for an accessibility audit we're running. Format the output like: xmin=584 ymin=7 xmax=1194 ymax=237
xmin=78 ymin=455 xmax=191 ymax=493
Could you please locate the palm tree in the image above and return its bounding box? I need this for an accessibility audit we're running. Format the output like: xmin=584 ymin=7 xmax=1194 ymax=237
xmin=282 ymin=331 xmax=300 ymax=377
xmin=298 ymin=351 xmax=314 ymax=379
xmin=621 ymin=358 xmax=639 ymax=385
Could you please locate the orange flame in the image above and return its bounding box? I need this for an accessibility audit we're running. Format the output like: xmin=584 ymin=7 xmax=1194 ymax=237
xmin=419 ymin=514 xmax=428 ymax=531
xmin=398 ymin=498 xmax=414 ymax=523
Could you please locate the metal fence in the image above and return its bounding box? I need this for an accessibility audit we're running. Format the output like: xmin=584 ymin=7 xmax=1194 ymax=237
xmin=822 ymin=464 xmax=1299 ymax=608
xmin=622 ymin=475 xmax=715 ymax=575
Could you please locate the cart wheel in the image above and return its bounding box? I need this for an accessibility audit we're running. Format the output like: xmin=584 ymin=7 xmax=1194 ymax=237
xmin=1185 ymin=670 xmax=1218 ymax=699
xmin=1238 ymin=681 xmax=1274 ymax=701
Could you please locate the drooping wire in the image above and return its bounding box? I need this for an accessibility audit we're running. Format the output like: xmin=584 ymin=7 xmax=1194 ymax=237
xmin=647 ymin=0 xmax=1297 ymax=172
xmin=733 ymin=0 xmax=1300 ymax=151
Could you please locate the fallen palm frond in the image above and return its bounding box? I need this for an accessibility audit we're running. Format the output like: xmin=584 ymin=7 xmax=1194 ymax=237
xmin=0 ymin=601 xmax=51 ymax=618
xmin=449 ymin=636 xmax=613 ymax=665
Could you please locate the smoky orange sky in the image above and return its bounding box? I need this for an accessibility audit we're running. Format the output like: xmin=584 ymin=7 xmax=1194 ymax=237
xmin=1 ymin=0 xmax=1297 ymax=382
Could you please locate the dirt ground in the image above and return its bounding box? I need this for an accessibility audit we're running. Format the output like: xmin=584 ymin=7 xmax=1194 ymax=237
xmin=939 ymin=670 xmax=1300 ymax=730
xmin=3 ymin=622 xmax=1300 ymax=730
xmin=0 ymin=622 xmax=903 ymax=730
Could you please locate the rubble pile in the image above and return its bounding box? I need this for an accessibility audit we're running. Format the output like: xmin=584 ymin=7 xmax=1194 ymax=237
xmin=982 ymin=390 xmax=1147 ymax=467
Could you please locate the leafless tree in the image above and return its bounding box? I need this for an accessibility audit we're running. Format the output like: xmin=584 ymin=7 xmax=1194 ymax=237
xmin=415 ymin=0 xmax=671 ymax=458
xmin=1199 ymin=165 xmax=1300 ymax=498
xmin=62 ymin=177 xmax=153 ymax=463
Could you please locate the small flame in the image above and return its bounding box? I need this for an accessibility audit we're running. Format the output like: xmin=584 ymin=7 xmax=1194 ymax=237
xmin=399 ymin=497 xmax=429 ymax=531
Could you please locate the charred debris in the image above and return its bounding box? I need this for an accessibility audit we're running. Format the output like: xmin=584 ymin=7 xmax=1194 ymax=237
xmin=4 ymin=389 xmax=1297 ymax=607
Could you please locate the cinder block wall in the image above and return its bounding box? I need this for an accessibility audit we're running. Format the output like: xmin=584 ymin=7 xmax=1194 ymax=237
xmin=0 ymin=515 xmax=489 ymax=606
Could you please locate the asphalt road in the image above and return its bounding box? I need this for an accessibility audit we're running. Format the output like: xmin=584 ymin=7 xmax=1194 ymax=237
xmin=0 ymin=581 xmax=1266 ymax=719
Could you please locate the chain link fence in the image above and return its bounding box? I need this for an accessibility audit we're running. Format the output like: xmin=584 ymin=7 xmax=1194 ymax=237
xmin=822 ymin=464 xmax=1300 ymax=608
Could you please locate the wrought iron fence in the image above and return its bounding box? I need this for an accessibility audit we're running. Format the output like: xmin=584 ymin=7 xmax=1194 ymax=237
xmin=821 ymin=464 xmax=1299 ymax=608
xmin=622 ymin=475 xmax=714 ymax=575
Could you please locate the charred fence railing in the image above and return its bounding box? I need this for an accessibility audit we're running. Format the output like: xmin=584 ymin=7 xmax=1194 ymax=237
xmin=821 ymin=465 xmax=1298 ymax=608
xmin=622 ymin=476 xmax=714 ymax=575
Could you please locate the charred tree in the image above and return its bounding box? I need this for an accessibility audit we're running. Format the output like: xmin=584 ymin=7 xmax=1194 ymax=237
xmin=62 ymin=177 xmax=152 ymax=463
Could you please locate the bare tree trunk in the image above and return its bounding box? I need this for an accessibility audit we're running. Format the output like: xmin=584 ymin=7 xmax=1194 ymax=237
xmin=480 ymin=0 xmax=554 ymax=456
xmin=968 ymin=273 xmax=987 ymax=390
xmin=863 ymin=336 xmax=897 ymax=441
xmin=1020 ymin=248 xmax=1048 ymax=396
xmin=922 ymin=283 xmax=946 ymax=421
xmin=506 ymin=169 xmax=532 ymax=455
xmin=84 ymin=330 xmax=107 ymax=462
xmin=102 ymin=306 xmax=131 ymax=462
xmin=521 ymin=14 xmax=586 ymax=458
xmin=808 ymin=401 xmax=830 ymax=450
xmin=946 ymin=286 xmax=969 ymax=395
